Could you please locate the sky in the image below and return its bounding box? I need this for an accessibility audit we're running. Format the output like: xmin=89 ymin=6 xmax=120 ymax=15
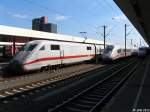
xmin=0 ymin=0 xmax=147 ymax=47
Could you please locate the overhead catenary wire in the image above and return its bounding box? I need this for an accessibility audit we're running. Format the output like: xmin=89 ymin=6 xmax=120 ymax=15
xmin=94 ymin=0 xmax=122 ymax=37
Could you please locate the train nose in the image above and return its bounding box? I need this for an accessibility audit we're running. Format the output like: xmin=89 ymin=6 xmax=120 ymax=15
xmin=102 ymin=54 xmax=112 ymax=61
xmin=9 ymin=60 xmax=24 ymax=73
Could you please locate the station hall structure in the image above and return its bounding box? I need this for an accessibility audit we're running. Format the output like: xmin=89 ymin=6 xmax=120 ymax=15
xmin=0 ymin=25 xmax=106 ymax=57
xmin=114 ymin=0 xmax=150 ymax=46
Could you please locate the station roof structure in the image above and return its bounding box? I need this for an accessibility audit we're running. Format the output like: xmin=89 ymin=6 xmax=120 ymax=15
xmin=0 ymin=25 xmax=107 ymax=45
xmin=114 ymin=0 xmax=150 ymax=46
xmin=0 ymin=42 xmax=24 ymax=46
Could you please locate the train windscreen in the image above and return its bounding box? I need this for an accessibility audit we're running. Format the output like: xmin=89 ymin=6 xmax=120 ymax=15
xmin=104 ymin=45 xmax=114 ymax=53
xmin=20 ymin=44 xmax=37 ymax=51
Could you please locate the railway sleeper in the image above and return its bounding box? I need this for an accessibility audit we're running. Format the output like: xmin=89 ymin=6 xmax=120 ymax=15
xmin=81 ymin=96 xmax=100 ymax=102
xmin=71 ymin=102 xmax=93 ymax=109
xmin=89 ymin=89 xmax=109 ymax=94
xmin=75 ymin=99 xmax=97 ymax=106
xmin=102 ymin=81 xmax=119 ymax=85
xmin=101 ymin=81 xmax=119 ymax=85
xmin=66 ymin=106 xmax=88 ymax=112
xmin=65 ymin=103 xmax=93 ymax=111
xmin=96 ymin=86 xmax=114 ymax=90
xmin=86 ymin=93 xmax=104 ymax=98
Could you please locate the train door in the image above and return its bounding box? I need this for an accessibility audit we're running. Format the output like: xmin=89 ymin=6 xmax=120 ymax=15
xmin=61 ymin=43 xmax=74 ymax=64
xmin=60 ymin=44 xmax=64 ymax=65
xmin=50 ymin=44 xmax=61 ymax=65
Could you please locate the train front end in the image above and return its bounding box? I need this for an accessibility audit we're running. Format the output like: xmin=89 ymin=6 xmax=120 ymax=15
xmin=102 ymin=45 xmax=114 ymax=61
xmin=8 ymin=42 xmax=38 ymax=74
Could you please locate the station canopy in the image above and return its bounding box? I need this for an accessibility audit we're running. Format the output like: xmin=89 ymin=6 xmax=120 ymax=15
xmin=0 ymin=25 xmax=107 ymax=45
xmin=114 ymin=0 xmax=150 ymax=46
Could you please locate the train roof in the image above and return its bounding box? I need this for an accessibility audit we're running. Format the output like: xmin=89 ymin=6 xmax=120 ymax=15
xmin=0 ymin=25 xmax=111 ymax=45
xmin=108 ymin=44 xmax=138 ymax=49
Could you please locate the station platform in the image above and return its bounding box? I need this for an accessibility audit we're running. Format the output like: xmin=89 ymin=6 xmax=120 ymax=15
xmin=102 ymin=56 xmax=150 ymax=112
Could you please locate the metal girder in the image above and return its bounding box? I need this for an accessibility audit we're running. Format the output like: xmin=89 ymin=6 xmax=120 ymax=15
xmin=114 ymin=0 xmax=150 ymax=46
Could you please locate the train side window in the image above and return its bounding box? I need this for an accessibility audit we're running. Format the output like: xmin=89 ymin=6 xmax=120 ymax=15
xmin=87 ymin=46 xmax=91 ymax=50
xmin=40 ymin=46 xmax=45 ymax=50
xmin=51 ymin=45 xmax=60 ymax=50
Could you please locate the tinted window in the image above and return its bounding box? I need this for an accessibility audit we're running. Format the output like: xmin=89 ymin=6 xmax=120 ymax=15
xmin=51 ymin=45 xmax=60 ymax=50
xmin=40 ymin=46 xmax=45 ymax=50
xmin=139 ymin=48 xmax=146 ymax=51
xmin=87 ymin=46 xmax=91 ymax=50
xmin=20 ymin=44 xmax=37 ymax=51
xmin=104 ymin=45 xmax=114 ymax=53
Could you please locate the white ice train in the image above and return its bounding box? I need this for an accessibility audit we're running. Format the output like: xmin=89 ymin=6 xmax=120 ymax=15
xmin=9 ymin=40 xmax=103 ymax=72
xmin=102 ymin=45 xmax=137 ymax=61
xmin=138 ymin=47 xmax=147 ymax=57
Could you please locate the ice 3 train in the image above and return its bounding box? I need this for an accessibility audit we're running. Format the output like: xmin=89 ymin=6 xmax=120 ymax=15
xmin=102 ymin=45 xmax=138 ymax=61
xmin=9 ymin=40 xmax=103 ymax=72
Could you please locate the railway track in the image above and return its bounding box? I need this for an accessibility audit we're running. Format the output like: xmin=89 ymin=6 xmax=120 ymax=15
xmin=0 ymin=64 xmax=104 ymax=97
xmin=0 ymin=57 xmax=132 ymax=98
xmin=0 ymin=57 xmax=139 ymax=112
xmin=48 ymin=58 xmax=139 ymax=112
xmin=0 ymin=62 xmax=118 ymax=99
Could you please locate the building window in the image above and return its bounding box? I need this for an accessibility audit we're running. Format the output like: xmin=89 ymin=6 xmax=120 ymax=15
xmin=51 ymin=45 xmax=60 ymax=50
xmin=87 ymin=46 xmax=91 ymax=50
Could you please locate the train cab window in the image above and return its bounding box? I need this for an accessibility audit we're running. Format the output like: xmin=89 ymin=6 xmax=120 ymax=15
xmin=117 ymin=49 xmax=121 ymax=53
xmin=51 ymin=45 xmax=60 ymax=50
xmin=20 ymin=44 xmax=37 ymax=51
xmin=87 ymin=46 xmax=91 ymax=50
xmin=104 ymin=45 xmax=114 ymax=53
xmin=39 ymin=46 xmax=45 ymax=50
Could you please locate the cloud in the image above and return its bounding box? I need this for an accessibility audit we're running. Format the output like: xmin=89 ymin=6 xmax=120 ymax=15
xmin=54 ymin=14 xmax=71 ymax=21
xmin=0 ymin=5 xmax=29 ymax=21
xmin=112 ymin=15 xmax=127 ymax=21
xmin=12 ymin=13 xmax=28 ymax=20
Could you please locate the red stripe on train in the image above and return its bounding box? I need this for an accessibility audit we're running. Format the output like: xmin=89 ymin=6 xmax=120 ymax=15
xmin=23 ymin=54 xmax=95 ymax=65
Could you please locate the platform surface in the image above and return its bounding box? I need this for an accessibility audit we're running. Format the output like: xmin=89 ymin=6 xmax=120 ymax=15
xmin=102 ymin=56 xmax=150 ymax=112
